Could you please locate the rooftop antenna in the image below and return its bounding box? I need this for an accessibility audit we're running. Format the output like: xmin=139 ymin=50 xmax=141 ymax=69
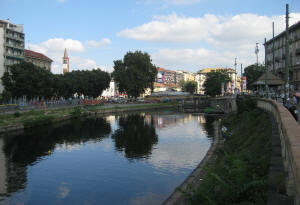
xmin=27 ymin=40 xmax=31 ymax=50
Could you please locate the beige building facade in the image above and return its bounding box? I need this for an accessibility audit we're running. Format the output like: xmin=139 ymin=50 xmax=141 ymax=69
xmin=265 ymin=21 xmax=300 ymax=91
xmin=25 ymin=49 xmax=53 ymax=71
xmin=195 ymin=68 xmax=236 ymax=94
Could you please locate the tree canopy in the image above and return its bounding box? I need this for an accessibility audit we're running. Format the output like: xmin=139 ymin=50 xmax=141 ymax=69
xmin=203 ymin=70 xmax=231 ymax=97
xmin=112 ymin=51 xmax=157 ymax=98
xmin=243 ymin=64 xmax=266 ymax=90
xmin=1 ymin=61 xmax=111 ymax=100
xmin=180 ymin=80 xmax=198 ymax=94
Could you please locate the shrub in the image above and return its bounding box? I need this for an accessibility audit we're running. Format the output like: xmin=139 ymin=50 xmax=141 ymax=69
xmin=204 ymin=107 xmax=216 ymax=114
xmin=237 ymin=96 xmax=257 ymax=113
xmin=14 ymin=112 xmax=22 ymax=118
xmin=70 ymin=107 xmax=82 ymax=118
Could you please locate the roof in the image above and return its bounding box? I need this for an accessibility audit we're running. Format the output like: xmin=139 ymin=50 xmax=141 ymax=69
xmin=153 ymin=82 xmax=168 ymax=88
xmin=25 ymin=49 xmax=53 ymax=62
xmin=153 ymin=82 xmax=179 ymax=88
xmin=63 ymin=48 xmax=68 ymax=58
xmin=199 ymin=68 xmax=235 ymax=74
xmin=157 ymin=67 xmax=166 ymax=72
xmin=252 ymin=72 xmax=284 ymax=86
xmin=167 ymin=83 xmax=179 ymax=88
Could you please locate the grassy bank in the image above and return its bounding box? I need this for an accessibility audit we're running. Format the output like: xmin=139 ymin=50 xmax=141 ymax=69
xmin=0 ymin=102 xmax=178 ymax=128
xmin=187 ymin=97 xmax=272 ymax=205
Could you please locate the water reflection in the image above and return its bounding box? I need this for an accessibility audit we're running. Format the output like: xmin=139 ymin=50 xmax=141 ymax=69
xmin=112 ymin=114 xmax=158 ymax=159
xmin=0 ymin=118 xmax=111 ymax=199
xmin=0 ymin=112 xmax=216 ymax=205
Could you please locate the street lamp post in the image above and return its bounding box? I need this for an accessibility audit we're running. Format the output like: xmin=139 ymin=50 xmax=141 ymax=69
xmin=234 ymin=58 xmax=237 ymax=93
xmin=255 ymin=43 xmax=259 ymax=66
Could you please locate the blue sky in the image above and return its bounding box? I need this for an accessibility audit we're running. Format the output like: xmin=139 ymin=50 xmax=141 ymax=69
xmin=1 ymin=0 xmax=300 ymax=74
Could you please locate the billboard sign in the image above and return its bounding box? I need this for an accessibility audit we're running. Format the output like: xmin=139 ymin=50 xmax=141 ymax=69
xmin=157 ymin=71 xmax=165 ymax=83
xmin=243 ymin=76 xmax=247 ymax=90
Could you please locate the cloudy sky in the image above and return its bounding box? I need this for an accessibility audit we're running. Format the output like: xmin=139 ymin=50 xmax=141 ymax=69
xmin=2 ymin=0 xmax=300 ymax=74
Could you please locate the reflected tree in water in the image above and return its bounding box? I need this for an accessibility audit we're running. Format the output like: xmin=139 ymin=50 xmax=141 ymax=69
xmin=202 ymin=115 xmax=217 ymax=138
xmin=1 ymin=118 xmax=111 ymax=195
xmin=4 ymin=118 xmax=111 ymax=165
xmin=112 ymin=114 xmax=158 ymax=159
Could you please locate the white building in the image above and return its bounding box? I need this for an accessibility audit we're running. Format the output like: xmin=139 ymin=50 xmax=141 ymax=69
xmin=101 ymin=81 xmax=117 ymax=98
xmin=0 ymin=19 xmax=25 ymax=92
xmin=195 ymin=68 xmax=236 ymax=94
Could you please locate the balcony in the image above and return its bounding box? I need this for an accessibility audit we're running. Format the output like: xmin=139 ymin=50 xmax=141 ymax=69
xmin=6 ymin=53 xmax=24 ymax=60
xmin=296 ymin=48 xmax=300 ymax=56
xmin=5 ymin=33 xmax=24 ymax=42
xmin=5 ymin=42 xmax=24 ymax=50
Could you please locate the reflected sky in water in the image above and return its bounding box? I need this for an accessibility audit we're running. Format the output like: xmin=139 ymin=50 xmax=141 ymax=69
xmin=0 ymin=111 xmax=215 ymax=205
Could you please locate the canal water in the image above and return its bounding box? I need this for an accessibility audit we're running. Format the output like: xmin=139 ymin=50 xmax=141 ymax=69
xmin=0 ymin=111 xmax=216 ymax=205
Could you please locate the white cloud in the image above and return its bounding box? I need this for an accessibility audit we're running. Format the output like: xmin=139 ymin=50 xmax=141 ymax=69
xmin=119 ymin=12 xmax=300 ymax=71
xmin=29 ymin=38 xmax=85 ymax=54
xmin=152 ymin=48 xmax=235 ymax=71
xmin=118 ymin=13 xmax=300 ymax=43
xmin=28 ymin=37 xmax=111 ymax=73
xmin=138 ymin=0 xmax=201 ymax=5
xmin=57 ymin=0 xmax=66 ymax=3
xmin=86 ymin=38 xmax=111 ymax=47
xmin=28 ymin=38 xmax=107 ymax=74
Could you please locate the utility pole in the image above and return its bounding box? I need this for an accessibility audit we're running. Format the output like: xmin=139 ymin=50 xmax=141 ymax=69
xmin=255 ymin=43 xmax=259 ymax=65
xmin=241 ymin=64 xmax=243 ymax=93
xmin=234 ymin=58 xmax=237 ymax=92
xmin=285 ymin=3 xmax=290 ymax=103
xmin=272 ymin=22 xmax=275 ymax=72
xmin=264 ymin=38 xmax=268 ymax=97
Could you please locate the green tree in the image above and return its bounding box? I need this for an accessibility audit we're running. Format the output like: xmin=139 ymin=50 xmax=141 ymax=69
xmin=203 ymin=70 xmax=231 ymax=97
xmin=181 ymin=80 xmax=198 ymax=94
xmin=243 ymin=64 xmax=266 ymax=90
xmin=112 ymin=51 xmax=157 ymax=98
xmin=2 ymin=62 xmax=111 ymax=100
xmin=2 ymin=62 xmax=54 ymax=100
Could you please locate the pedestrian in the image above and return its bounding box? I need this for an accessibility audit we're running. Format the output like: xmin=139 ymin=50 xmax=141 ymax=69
xmin=281 ymin=92 xmax=285 ymax=104
xmin=221 ymin=125 xmax=227 ymax=139
xmin=293 ymin=95 xmax=298 ymax=105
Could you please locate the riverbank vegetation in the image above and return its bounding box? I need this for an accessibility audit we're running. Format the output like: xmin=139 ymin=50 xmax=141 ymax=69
xmin=0 ymin=102 xmax=178 ymax=128
xmin=187 ymin=97 xmax=272 ymax=205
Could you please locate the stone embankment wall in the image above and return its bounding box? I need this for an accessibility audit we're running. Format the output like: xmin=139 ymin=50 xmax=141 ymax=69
xmin=210 ymin=96 xmax=238 ymax=113
xmin=256 ymin=98 xmax=300 ymax=205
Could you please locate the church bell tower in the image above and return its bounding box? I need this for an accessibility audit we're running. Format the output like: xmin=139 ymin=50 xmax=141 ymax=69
xmin=62 ymin=48 xmax=69 ymax=74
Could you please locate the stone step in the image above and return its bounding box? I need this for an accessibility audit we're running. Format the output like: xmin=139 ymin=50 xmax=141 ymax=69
xmin=267 ymin=193 xmax=294 ymax=205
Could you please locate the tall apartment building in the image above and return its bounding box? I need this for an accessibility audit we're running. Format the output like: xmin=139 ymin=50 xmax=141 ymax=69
xmin=164 ymin=70 xmax=176 ymax=84
xmin=265 ymin=21 xmax=300 ymax=90
xmin=174 ymin=71 xmax=184 ymax=85
xmin=0 ymin=19 xmax=25 ymax=92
